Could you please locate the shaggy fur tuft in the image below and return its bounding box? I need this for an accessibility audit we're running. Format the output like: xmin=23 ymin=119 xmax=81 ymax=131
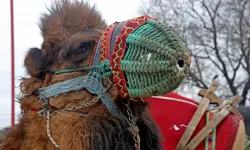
xmin=40 ymin=0 xmax=106 ymax=49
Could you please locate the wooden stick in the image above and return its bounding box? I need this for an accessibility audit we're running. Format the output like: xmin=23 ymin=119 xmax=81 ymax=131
xmin=176 ymin=80 xmax=218 ymax=150
xmin=199 ymin=89 xmax=242 ymax=116
xmin=185 ymin=96 xmax=242 ymax=150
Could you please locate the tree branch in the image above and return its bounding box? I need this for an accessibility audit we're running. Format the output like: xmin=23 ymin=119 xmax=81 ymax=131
xmin=189 ymin=0 xmax=214 ymax=33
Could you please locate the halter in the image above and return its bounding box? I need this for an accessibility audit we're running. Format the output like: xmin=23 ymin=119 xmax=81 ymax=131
xmin=37 ymin=16 xmax=181 ymax=150
xmin=36 ymin=17 xmax=151 ymax=150
xmin=38 ymin=21 xmax=128 ymax=115
xmin=38 ymin=16 xmax=154 ymax=115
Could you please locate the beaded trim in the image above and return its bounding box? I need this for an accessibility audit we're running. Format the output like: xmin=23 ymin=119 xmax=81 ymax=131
xmin=205 ymin=112 xmax=216 ymax=150
xmin=100 ymin=23 xmax=115 ymax=62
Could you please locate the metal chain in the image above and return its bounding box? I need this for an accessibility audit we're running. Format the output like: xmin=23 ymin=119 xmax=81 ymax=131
xmin=52 ymin=96 xmax=101 ymax=115
xmin=37 ymin=96 xmax=100 ymax=117
xmin=46 ymin=110 xmax=59 ymax=148
xmin=37 ymin=83 xmax=113 ymax=148
xmin=38 ymin=96 xmax=101 ymax=149
xmin=124 ymin=102 xmax=141 ymax=150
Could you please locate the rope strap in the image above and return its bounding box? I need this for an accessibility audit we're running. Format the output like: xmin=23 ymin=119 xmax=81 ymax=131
xmin=54 ymin=60 xmax=112 ymax=77
xmin=38 ymin=75 xmax=119 ymax=115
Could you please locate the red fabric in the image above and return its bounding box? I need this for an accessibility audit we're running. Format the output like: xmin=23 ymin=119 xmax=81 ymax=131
xmin=148 ymin=92 xmax=241 ymax=150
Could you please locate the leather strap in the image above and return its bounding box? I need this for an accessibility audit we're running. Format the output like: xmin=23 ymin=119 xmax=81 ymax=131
xmin=176 ymin=80 xmax=218 ymax=150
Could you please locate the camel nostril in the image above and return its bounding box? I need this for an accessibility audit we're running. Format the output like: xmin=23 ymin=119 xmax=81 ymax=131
xmin=177 ymin=60 xmax=185 ymax=68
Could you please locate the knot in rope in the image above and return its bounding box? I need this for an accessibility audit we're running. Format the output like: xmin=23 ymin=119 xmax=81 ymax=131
xmin=92 ymin=60 xmax=112 ymax=78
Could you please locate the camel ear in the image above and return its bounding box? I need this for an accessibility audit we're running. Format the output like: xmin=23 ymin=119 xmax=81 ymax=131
xmin=24 ymin=48 xmax=51 ymax=78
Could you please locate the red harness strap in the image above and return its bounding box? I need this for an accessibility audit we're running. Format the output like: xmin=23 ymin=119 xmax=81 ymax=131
xmin=105 ymin=23 xmax=117 ymax=60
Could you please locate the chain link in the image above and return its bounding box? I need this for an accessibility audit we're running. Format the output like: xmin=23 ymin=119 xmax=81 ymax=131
xmin=38 ymin=96 xmax=101 ymax=149
xmin=53 ymin=95 xmax=101 ymax=115
xmin=39 ymin=97 xmax=101 ymax=148
xmin=124 ymin=102 xmax=141 ymax=150
xmin=37 ymin=96 xmax=100 ymax=117
xmin=46 ymin=110 xmax=59 ymax=148
xmin=37 ymin=83 xmax=113 ymax=148
xmin=37 ymin=94 xmax=100 ymax=148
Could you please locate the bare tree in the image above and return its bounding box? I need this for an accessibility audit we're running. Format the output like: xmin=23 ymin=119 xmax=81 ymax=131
xmin=140 ymin=0 xmax=250 ymax=105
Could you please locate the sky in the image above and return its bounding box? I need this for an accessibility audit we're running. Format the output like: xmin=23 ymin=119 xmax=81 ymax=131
xmin=0 ymin=0 xmax=145 ymax=129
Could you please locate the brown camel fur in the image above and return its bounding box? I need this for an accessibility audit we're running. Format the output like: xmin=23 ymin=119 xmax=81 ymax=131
xmin=1 ymin=1 xmax=162 ymax=150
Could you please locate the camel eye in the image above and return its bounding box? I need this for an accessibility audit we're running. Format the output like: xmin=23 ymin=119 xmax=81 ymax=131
xmin=75 ymin=47 xmax=85 ymax=54
xmin=74 ymin=43 xmax=87 ymax=54
xmin=74 ymin=41 xmax=95 ymax=55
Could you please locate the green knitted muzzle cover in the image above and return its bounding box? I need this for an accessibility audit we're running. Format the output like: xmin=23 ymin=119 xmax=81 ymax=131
xmin=122 ymin=20 xmax=189 ymax=98
xmin=108 ymin=16 xmax=190 ymax=99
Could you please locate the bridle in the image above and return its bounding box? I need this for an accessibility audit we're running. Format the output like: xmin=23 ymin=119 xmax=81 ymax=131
xmin=38 ymin=21 xmax=129 ymax=115
xmin=36 ymin=17 xmax=151 ymax=149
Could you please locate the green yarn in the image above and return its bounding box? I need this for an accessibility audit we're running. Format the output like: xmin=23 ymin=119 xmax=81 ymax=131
xmin=121 ymin=19 xmax=188 ymax=98
xmin=54 ymin=60 xmax=112 ymax=78
xmin=54 ymin=66 xmax=94 ymax=75
xmin=120 ymin=60 xmax=175 ymax=72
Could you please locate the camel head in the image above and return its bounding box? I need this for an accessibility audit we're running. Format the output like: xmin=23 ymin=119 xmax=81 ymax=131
xmin=21 ymin=0 xmax=191 ymax=116
xmin=15 ymin=1 xmax=191 ymax=149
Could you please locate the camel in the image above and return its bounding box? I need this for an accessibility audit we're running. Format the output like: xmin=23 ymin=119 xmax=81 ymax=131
xmin=1 ymin=1 xmax=245 ymax=150
xmin=1 ymin=1 xmax=190 ymax=150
